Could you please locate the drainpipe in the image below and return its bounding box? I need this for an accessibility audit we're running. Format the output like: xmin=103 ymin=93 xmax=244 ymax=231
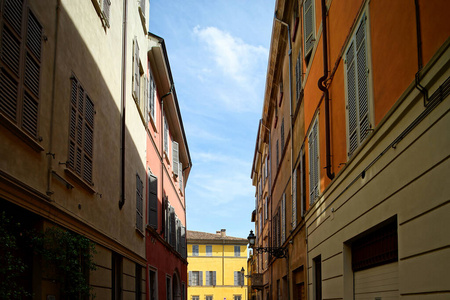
xmin=274 ymin=14 xmax=292 ymax=300
xmin=119 ymin=0 xmax=128 ymax=209
xmin=46 ymin=0 xmax=61 ymax=196
xmin=318 ymin=0 xmax=335 ymax=180
xmin=414 ymin=0 xmax=429 ymax=106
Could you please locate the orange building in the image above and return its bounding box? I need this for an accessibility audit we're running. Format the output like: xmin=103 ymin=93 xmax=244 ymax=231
xmin=251 ymin=0 xmax=449 ymax=299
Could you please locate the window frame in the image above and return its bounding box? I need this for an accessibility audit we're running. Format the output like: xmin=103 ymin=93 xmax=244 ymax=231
xmin=308 ymin=114 xmax=320 ymax=204
xmin=344 ymin=10 xmax=374 ymax=158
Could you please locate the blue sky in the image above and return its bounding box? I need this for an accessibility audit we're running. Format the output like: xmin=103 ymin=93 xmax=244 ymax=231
xmin=149 ymin=0 xmax=276 ymax=240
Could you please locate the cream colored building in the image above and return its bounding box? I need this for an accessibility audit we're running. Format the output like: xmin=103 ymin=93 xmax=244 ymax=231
xmin=187 ymin=230 xmax=248 ymax=300
xmin=0 ymin=0 xmax=157 ymax=298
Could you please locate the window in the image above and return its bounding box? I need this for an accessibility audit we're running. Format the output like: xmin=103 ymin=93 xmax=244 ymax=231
xmin=148 ymin=69 xmax=156 ymax=123
xmin=292 ymin=0 xmax=300 ymax=41
xmin=135 ymin=264 xmax=142 ymax=300
xmin=148 ymin=173 xmax=158 ymax=229
xmin=234 ymin=246 xmax=240 ymax=257
xmin=206 ymin=245 xmax=212 ymax=256
xmin=192 ymin=245 xmax=199 ymax=256
xmin=136 ymin=173 xmax=143 ymax=231
xmin=206 ymin=296 xmax=213 ymax=300
xmin=281 ymin=117 xmax=285 ymax=152
xmin=313 ymin=256 xmax=322 ymax=300
xmin=308 ymin=115 xmax=320 ymax=203
xmin=172 ymin=141 xmax=179 ymax=176
xmin=276 ymin=140 xmax=279 ymax=167
xmin=112 ymin=253 xmax=122 ymax=300
xmin=295 ymin=50 xmax=302 ymax=101
xmin=234 ymin=271 xmax=244 ymax=286
xmin=303 ymin=0 xmax=315 ymax=62
xmin=166 ymin=276 xmax=172 ymax=300
xmin=91 ymin=0 xmax=111 ymax=28
xmin=149 ymin=268 xmax=158 ymax=300
xmin=181 ymin=282 xmax=186 ymax=300
xmin=68 ymin=76 xmax=95 ymax=185
xmin=264 ymin=197 xmax=268 ymax=221
xmin=293 ymin=149 xmax=306 ymax=227
xmin=0 ymin=0 xmax=42 ymax=141
xmin=205 ymin=271 xmax=216 ymax=286
xmin=281 ymin=193 xmax=286 ymax=244
xmin=234 ymin=296 xmax=242 ymax=300
xmin=345 ymin=13 xmax=371 ymax=157
xmin=165 ymin=200 xmax=178 ymax=249
xmin=164 ymin=115 xmax=169 ymax=155
xmin=133 ymin=37 xmax=140 ymax=101
xmin=189 ymin=271 xmax=202 ymax=286
xmin=192 ymin=297 xmax=199 ymax=300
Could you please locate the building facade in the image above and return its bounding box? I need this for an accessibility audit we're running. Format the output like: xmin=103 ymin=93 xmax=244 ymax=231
xmin=145 ymin=33 xmax=191 ymax=300
xmin=0 ymin=0 xmax=190 ymax=299
xmin=251 ymin=0 xmax=449 ymax=299
xmin=187 ymin=230 xmax=248 ymax=300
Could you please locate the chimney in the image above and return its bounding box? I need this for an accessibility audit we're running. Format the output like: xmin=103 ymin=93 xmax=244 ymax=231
xmin=221 ymin=229 xmax=226 ymax=237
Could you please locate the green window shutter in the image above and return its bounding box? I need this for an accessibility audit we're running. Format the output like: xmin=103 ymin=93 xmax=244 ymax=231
xmin=172 ymin=141 xmax=179 ymax=176
xmin=148 ymin=173 xmax=158 ymax=229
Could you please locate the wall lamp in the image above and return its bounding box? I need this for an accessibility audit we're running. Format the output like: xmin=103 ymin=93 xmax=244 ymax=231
xmin=247 ymin=230 xmax=288 ymax=259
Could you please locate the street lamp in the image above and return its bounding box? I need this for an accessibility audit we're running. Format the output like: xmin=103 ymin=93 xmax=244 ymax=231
xmin=247 ymin=230 xmax=288 ymax=259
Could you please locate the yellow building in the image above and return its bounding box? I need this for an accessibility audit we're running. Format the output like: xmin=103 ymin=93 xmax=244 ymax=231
xmin=187 ymin=229 xmax=248 ymax=300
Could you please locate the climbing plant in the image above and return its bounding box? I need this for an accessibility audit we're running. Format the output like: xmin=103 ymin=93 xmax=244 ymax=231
xmin=33 ymin=227 xmax=97 ymax=299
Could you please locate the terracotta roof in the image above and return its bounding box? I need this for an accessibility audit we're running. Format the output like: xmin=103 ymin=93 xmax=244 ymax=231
xmin=187 ymin=230 xmax=248 ymax=243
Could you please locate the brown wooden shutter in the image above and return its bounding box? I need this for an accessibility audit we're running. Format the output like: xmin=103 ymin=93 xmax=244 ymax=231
xmin=148 ymin=173 xmax=158 ymax=229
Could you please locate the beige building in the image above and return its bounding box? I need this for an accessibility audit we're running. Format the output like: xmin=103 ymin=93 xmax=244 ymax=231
xmin=0 ymin=0 xmax=158 ymax=298
xmin=251 ymin=0 xmax=449 ymax=299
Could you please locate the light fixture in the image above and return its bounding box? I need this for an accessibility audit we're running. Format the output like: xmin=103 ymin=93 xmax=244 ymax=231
xmin=247 ymin=230 xmax=288 ymax=259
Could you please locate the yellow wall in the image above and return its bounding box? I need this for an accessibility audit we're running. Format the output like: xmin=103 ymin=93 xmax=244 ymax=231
xmin=188 ymin=243 xmax=248 ymax=300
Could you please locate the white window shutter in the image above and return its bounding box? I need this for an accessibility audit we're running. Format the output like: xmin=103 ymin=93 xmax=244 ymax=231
xmin=172 ymin=141 xmax=179 ymax=176
xmin=133 ymin=38 xmax=140 ymax=100
xmin=205 ymin=271 xmax=210 ymax=286
xmin=188 ymin=271 xmax=192 ymax=286
xmin=179 ymin=162 xmax=183 ymax=191
xmin=303 ymin=0 xmax=314 ymax=56
xmin=199 ymin=271 xmax=203 ymax=286
xmin=164 ymin=116 xmax=169 ymax=154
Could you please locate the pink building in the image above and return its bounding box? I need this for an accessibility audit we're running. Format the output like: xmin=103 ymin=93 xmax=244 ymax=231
xmin=145 ymin=33 xmax=192 ymax=300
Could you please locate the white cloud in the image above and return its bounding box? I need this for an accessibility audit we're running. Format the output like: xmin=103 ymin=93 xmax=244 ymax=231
xmin=193 ymin=26 xmax=268 ymax=86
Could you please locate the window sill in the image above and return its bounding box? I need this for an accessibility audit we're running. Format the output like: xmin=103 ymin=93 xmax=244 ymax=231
xmin=0 ymin=113 xmax=44 ymax=152
xmin=64 ymin=168 xmax=95 ymax=194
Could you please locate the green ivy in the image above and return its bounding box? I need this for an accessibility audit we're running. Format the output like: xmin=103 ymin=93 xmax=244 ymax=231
xmin=33 ymin=227 xmax=97 ymax=299
xmin=0 ymin=211 xmax=32 ymax=300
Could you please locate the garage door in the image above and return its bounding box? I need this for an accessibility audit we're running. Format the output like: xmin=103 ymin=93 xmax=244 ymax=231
xmin=354 ymin=262 xmax=399 ymax=300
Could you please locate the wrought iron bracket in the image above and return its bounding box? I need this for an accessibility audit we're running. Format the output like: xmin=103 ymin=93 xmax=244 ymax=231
xmin=252 ymin=246 xmax=288 ymax=258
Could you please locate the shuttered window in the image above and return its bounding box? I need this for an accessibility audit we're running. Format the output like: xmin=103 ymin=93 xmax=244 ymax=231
xmin=172 ymin=141 xmax=179 ymax=176
xmin=68 ymin=76 xmax=95 ymax=185
xmin=205 ymin=271 xmax=216 ymax=286
xmin=148 ymin=69 xmax=156 ymax=121
xmin=132 ymin=37 xmax=140 ymax=101
xmin=0 ymin=0 xmax=42 ymax=139
xmin=148 ymin=173 xmax=158 ymax=229
xmin=164 ymin=116 xmax=169 ymax=154
xmin=303 ymin=0 xmax=315 ymax=60
xmin=281 ymin=193 xmax=286 ymax=243
xmin=295 ymin=51 xmax=302 ymax=101
xmin=102 ymin=0 xmax=111 ymax=27
xmin=292 ymin=169 xmax=297 ymax=228
xmin=189 ymin=271 xmax=202 ymax=286
xmin=281 ymin=117 xmax=285 ymax=152
xmin=308 ymin=115 xmax=319 ymax=203
xmin=136 ymin=173 xmax=143 ymax=231
xmin=234 ymin=271 xmax=244 ymax=286
xmin=345 ymin=13 xmax=371 ymax=157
